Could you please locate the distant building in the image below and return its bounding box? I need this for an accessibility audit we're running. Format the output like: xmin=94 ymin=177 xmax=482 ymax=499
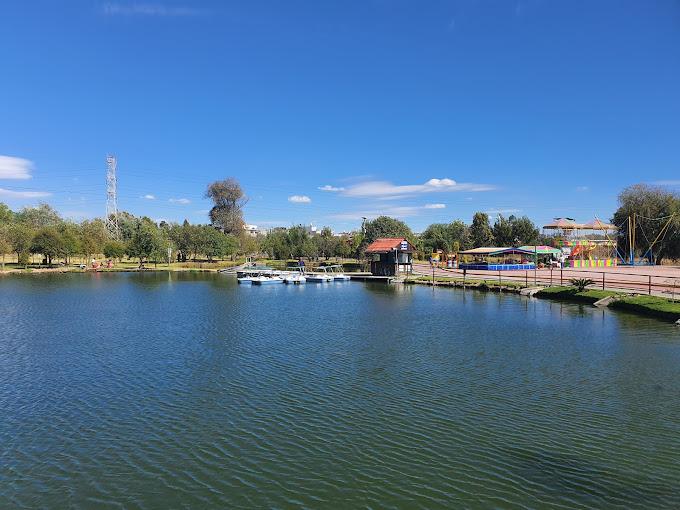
xmin=365 ymin=238 xmax=414 ymax=276
xmin=243 ymin=224 xmax=259 ymax=237
xmin=303 ymin=224 xmax=319 ymax=236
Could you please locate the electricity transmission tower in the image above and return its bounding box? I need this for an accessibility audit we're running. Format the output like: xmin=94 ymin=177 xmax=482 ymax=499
xmin=105 ymin=154 xmax=120 ymax=239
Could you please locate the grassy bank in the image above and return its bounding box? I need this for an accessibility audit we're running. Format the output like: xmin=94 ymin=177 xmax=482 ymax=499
xmin=534 ymin=286 xmax=620 ymax=304
xmin=536 ymin=286 xmax=680 ymax=323
xmin=610 ymin=296 xmax=680 ymax=322
xmin=407 ymin=275 xmax=525 ymax=291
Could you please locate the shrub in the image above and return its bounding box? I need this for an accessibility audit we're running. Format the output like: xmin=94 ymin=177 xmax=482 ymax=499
xmin=570 ymin=278 xmax=595 ymax=292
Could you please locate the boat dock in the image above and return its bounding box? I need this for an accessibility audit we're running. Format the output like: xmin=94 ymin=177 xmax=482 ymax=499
xmin=349 ymin=273 xmax=403 ymax=283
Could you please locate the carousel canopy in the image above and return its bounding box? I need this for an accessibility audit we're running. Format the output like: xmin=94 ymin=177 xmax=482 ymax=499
xmin=582 ymin=219 xmax=618 ymax=230
xmin=543 ymin=218 xmax=585 ymax=230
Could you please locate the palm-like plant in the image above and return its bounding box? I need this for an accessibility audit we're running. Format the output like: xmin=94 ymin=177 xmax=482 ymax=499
xmin=570 ymin=278 xmax=595 ymax=292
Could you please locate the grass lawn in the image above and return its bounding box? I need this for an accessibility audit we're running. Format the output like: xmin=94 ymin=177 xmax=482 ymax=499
xmin=411 ymin=275 xmax=525 ymax=289
xmin=537 ymin=286 xmax=680 ymax=322
xmin=535 ymin=286 xmax=620 ymax=304
xmin=610 ymin=295 xmax=680 ymax=322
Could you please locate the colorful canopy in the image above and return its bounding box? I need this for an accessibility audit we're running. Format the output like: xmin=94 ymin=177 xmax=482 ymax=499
xmin=518 ymin=245 xmax=562 ymax=255
xmin=543 ymin=218 xmax=584 ymax=230
xmin=582 ymin=219 xmax=618 ymax=230
xmin=459 ymin=247 xmax=537 ymax=257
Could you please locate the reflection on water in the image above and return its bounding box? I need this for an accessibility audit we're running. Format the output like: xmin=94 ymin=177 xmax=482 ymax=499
xmin=1 ymin=273 xmax=680 ymax=509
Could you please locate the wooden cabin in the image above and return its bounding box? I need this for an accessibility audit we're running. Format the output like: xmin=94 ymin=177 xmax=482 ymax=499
xmin=365 ymin=238 xmax=414 ymax=276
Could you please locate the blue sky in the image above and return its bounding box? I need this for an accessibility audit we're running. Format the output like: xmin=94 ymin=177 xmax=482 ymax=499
xmin=1 ymin=1 xmax=679 ymax=232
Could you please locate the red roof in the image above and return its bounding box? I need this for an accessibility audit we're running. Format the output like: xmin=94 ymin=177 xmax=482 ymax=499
xmin=365 ymin=238 xmax=411 ymax=253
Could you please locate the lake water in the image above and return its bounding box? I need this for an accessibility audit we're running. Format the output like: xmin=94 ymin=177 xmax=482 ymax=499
xmin=1 ymin=272 xmax=680 ymax=509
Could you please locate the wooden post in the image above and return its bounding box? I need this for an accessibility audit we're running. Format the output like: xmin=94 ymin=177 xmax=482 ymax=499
xmin=525 ymin=271 xmax=528 ymax=287
xmin=602 ymin=272 xmax=605 ymax=290
xmin=560 ymin=268 xmax=563 ymax=285
xmin=463 ymin=268 xmax=467 ymax=288
xmin=498 ymin=269 xmax=502 ymax=287
xmin=648 ymin=275 xmax=652 ymax=295
xmin=550 ymin=268 xmax=553 ymax=286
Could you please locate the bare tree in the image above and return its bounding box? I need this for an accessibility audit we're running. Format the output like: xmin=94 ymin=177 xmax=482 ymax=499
xmin=205 ymin=178 xmax=248 ymax=235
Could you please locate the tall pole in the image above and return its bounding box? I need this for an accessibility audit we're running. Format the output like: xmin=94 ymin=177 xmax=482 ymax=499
xmin=534 ymin=244 xmax=538 ymax=285
xmin=105 ymin=155 xmax=120 ymax=239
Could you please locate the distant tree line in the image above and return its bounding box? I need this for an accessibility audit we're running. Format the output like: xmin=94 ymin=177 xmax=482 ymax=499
xmin=0 ymin=178 xmax=250 ymax=268
xmin=0 ymin=203 xmax=241 ymax=268
xmin=2 ymin=181 xmax=679 ymax=268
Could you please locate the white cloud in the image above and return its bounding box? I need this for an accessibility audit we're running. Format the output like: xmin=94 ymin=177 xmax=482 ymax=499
xmin=101 ymin=2 xmax=204 ymax=16
xmin=318 ymin=185 xmax=345 ymax=192
xmin=485 ymin=208 xmax=521 ymax=215
xmin=330 ymin=204 xmax=446 ymax=221
xmin=340 ymin=178 xmax=494 ymax=199
xmin=575 ymin=186 xmax=589 ymax=192
xmin=142 ymin=194 xmax=156 ymax=200
xmin=288 ymin=195 xmax=311 ymax=204
xmin=169 ymin=198 xmax=191 ymax=204
xmin=0 ymin=155 xmax=33 ymax=180
xmin=0 ymin=187 xmax=51 ymax=199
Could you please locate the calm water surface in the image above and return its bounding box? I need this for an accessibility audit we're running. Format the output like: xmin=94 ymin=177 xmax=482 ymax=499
xmin=1 ymin=272 xmax=680 ymax=509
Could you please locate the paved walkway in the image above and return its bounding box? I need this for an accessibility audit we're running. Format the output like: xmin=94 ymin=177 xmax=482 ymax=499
xmin=412 ymin=263 xmax=680 ymax=297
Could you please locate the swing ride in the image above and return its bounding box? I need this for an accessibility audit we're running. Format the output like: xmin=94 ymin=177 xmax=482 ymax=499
xmin=543 ymin=214 xmax=677 ymax=267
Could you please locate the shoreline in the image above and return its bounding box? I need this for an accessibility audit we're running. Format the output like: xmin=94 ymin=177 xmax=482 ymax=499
xmin=405 ymin=277 xmax=680 ymax=325
xmin=3 ymin=267 xmax=679 ymax=324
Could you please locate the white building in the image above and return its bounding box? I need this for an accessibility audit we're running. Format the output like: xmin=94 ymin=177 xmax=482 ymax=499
xmin=243 ymin=224 xmax=259 ymax=237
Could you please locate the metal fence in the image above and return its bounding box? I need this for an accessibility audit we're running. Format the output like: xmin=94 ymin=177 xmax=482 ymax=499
xmin=413 ymin=264 xmax=680 ymax=298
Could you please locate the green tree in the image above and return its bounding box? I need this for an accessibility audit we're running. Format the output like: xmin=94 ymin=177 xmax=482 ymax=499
xmin=421 ymin=223 xmax=451 ymax=253
xmin=103 ymin=240 xmax=127 ymax=260
xmin=8 ymin=224 xmax=33 ymax=267
xmin=0 ymin=225 xmax=11 ymax=269
xmin=16 ymin=203 xmax=61 ymax=229
xmin=510 ymin=215 xmax=539 ymax=245
xmin=79 ymin=219 xmax=108 ymax=259
xmin=470 ymin=212 xmax=494 ymax=248
xmin=127 ymin=221 xmax=164 ymax=266
xmin=59 ymin=223 xmax=81 ymax=263
xmin=206 ymin=178 xmax=247 ymax=235
xmin=167 ymin=220 xmax=193 ymax=262
xmin=492 ymin=215 xmax=514 ymax=246
xmin=364 ymin=216 xmax=414 ymax=245
xmin=612 ymin=184 xmax=680 ymax=264
xmin=448 ymin=220 xmax=471 ymax=251
xmin=261 ymin=229 xmax=290 ymax=260
xmin=302 ymin=237 xmax=319 ymax=259
xmin=199 ymin=226 xmax=238 ymax=261
xmin=117 ymin=211 xmax=138 ymax=242
xmin=287 ymin=225 xmax=310 ymax=259
xmin=334 ymin=233 xmax=353 ymax=259
xmin=317 ymin=227 xmax=337 ymax=259
xmin=0 ymin=202 xmax=14 ymax=224
xmin=31 ymin=227 xmax=64 ymax=265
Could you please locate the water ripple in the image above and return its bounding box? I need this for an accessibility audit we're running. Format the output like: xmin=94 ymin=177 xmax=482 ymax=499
xmin=1 ymin=273 xmax=680 ymax=508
